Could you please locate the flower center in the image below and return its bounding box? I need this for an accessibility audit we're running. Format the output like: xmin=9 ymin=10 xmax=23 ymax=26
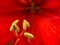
xmin=30 ymin=2 xmax=40 ymax=13
xmin=26 ymin=2 xmax=40 ymax=13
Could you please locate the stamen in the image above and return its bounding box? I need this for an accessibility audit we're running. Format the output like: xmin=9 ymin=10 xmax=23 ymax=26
xmin=10 ymin=24 xmax=14 ymax=32
xmin=23 ymin=19 xmax=30 ymax=30
xmin=12 ymin=20 xmax=19 ymax=25
xmin=15 ymin=30 xmax=19 ymax=37
xmin=14 ymin=25 xmax=20 ymax=32
xmin=14 ymin=38 xmax=20 ymax=45
xmin=10 ymin=19 xmax=34 ymax=44
xmin=10 ymin=20 xmax=19 ymax=32
xmin=24 ymin=32 xmax=34 ymax=39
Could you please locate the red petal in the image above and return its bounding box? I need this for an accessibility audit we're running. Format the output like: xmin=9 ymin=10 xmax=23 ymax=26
xmin=36 ymin=14 xmax=60 ymax=45
xmin=42 ymin=0 xmax=60 ymax=9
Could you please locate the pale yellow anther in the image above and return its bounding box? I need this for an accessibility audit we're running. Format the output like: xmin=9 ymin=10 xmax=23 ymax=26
xmin=10 ymin=20 xmax=20 ymax=32
xmin=10 ymin=24 xmax=14 ymax=32
xmin=23 ymin=19 xmax=30 ymax=30
xmin=24 ymin=32 xmax=34 ymax=39
xmin=12 ymin=20 xmax=19 ymax=25
xmin=14 ymin=25 xmax=20 ymax=32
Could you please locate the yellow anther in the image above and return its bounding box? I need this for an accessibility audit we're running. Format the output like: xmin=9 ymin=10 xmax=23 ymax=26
xmin=10 ymin=24 xmax=14 ymax=32
xmin=10 ymin=20 xmax=19 ymax=32
xmin=23 ymin=19 xmax=30 ymax=30
xmin=14 ymin=25 xmax=20 ymax=32
xmin=24 ymin=32 xmax=34 ymax=39
xmin=12 ymin=20 xmax=19 ymax=25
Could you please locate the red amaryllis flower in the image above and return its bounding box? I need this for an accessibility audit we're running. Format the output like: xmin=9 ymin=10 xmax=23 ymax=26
xmin=0 ymin=0 xmax=60 ymax=45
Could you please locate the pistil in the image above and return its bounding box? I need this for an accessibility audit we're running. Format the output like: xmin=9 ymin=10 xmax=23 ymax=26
xmin=30 ymin=2 xmax=36 ymax=13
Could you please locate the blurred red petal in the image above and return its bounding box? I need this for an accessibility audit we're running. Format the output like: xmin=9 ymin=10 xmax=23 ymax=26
xmin=42 ymin=0 xmax=60 ymax=9
xmin=36 ymin=14 xmax=60 ymax=45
